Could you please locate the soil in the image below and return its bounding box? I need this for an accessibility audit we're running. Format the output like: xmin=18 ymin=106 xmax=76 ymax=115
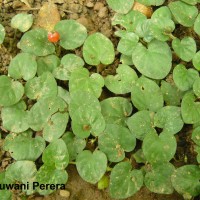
xmin=0 ymin=0 xmax=199 ymax=200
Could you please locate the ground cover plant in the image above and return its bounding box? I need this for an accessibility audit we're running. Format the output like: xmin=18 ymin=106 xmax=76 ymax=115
xmin=0 ymin=0 xmax=200 ymax=199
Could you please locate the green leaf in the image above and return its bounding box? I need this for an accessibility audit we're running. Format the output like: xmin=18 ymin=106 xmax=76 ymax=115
xmin=194 ymin=14 xmax=200 ymax=36
xmin=192 ymin=126 xmax=200 ymax=146
xmin=120 ymin=54 xmax=133 ymax=65
xmin=55 ymin=20 xmax=87 ymax=50
xmin=127 ymin=110 xmax=155 ymax=140
xmin=172 ymin=37 xmax=196 ymax=62
xmin=4 ymin=132 xmax=45 ymax=161
xmin=142 ymin=131 xmax=177 ymax=163
xmin=76 ymin=150 xmax=107 ymax=184
xmin=37 ymin=55 xmax=60 ymax=76
xmin=36 ymin=165 xmax=68 ymax=195
xmin=161 ymin=80 xmax=183 ymax=106
xmin=192 ymin=51 xmax=200 ymax=70
xmin=25 ymin=72 xmax=57 ymax=100
xmin=69 ymin=68 xmax=104 ymax=98
xmin=100 ymin=97 xmax=132 ymax=126
xmin=112 ymin=10 xmax=146 ymax=32
xmin=0 ymin=24 xmax=5 ymax=44
xmin=180 ymin=0 xmax=198 ymax=5
xmin=0 ymin=172 xmax=12 ymax=200
xmin=71 ymin=105 xmax=105 ymax=138
xmin=62 ymin=132 xmax=86 ymax=161
xmin=144 ymin=163 xmax=175 ymax=194
xmin=116 ymin=31 xmax=139 ymax=56
xmin=106 ymin=0 xmax=135 ymax=14
xmin=28 ymin=96 xmax=67 ymax=131
xmin=18 ymin=29 xmax=55 ymax=56
xmin=98 ymin=124 xmax=136 ymax=162
xmin=132 ymin=40 xmax=172 ymax=79
xmin=105 ymin=64 xmax=138 ymax=94
xmin=1 ymin=101 xmax=29 ymax=133
xmin=151 ymin=6 xmax=172 ymax=19
xmin=168 ymin=1 xmax=198 ymax=27
xmin=42 ymin=139 xmax=69 ymax=170
xmin=171 ymin=165 xmax=200 ymax=198
xmin=8 ymin=53 xmax=37 ymax=81
xmin=11 ymin=13 xmax=33 ymax=32
xmin=83 ymin=33 xmax=114 ymax=66
xmin=181 ymin=92 xmax=200 ymax=124
xmin=109 ymin=162 xmax=143 ymax=199
xmin=133 ymin=149 xmax=146 ymax=163
xmin=193 ymin=78 xmax=200 ymax=97
xmin=53 ymin=54 xmax=84 ymax=80
xmin=154 ymin=106 xmax=184 ymax=134
xmin=98 ymin=175 xmax=109 ymax=190
xmin=43 ymin=112 xmax=69 ymax=142
xmin=6 ymin=161 xmax=37 ymax=183
xmin=58 ymin=86 xmax=70 ymax=105
xmin=131 ymin=76 xmax=163 ymax=112
xmin=0 ymin=76 xmax=24 ymax=107
xmin=136 ymin=0 xmax=165 ymax=6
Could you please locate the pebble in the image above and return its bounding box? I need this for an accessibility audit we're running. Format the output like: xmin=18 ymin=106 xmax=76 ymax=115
xmin=94 ymin=2 xmax=104 ymax=11
xmin=69 ymin=13 xmax=79 ymax=20
xmin=86 ymin=0 xmax=94 ymax=8
xmin=59 ymin=190 xmax=70 ymax=198
xmin=12 ymin=0 xmax=24 ymax=9
xmin=34 ymin=197 xmax=43 ymax=200
xmin=54 ymin=0 xmax=64 ymax=4
xmin=98 ymin=7 xmax=108 ymax=18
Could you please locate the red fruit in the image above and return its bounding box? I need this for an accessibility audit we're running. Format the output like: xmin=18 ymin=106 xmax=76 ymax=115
xmin=48 ymin=31 xmax=60 ymax=43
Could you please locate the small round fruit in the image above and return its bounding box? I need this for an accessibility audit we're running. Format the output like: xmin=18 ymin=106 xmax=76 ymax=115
xmin=133 ymin=2 xmax=153 ymax=18
xmin=48 ymin=31 xmax=60 ymax=43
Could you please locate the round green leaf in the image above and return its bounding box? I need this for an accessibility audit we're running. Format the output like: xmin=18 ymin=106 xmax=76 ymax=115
xmin=8 ymin=53 xmax=37 ymax=81
xmin=98 ymin=124 xmax=136 ymax=162
xmin=37 ymin=55 xmax=60 ymax=76
xmin=132 ymin=40 xmax=172 ymax=79
xmin=172 ymin=37 xmax=196 ymax=62
xmin=171 ymin=165 xmax=200 ymax=198
xmin=53 ymin=54 xmax=84 ymax=80
xmin=58 ymin=86 xmax=70 ymax=105
xmin=11 ymin=13 xmax=33 ymax=32
xmin=36 ymin=165 xmax=68 ymax=195
xmin=127 ymin=110 xmax=155 ymax=140
xmin=144 ymin=163 xmax=175 ymax=194
xmin=192 ymin=51 xmax=200 ymax=71
xmin=137 ymin=0 xmax=165 ymax=6
xmin=71 ymin=105 xmax=105 ymax=138
xmin=18 ymin=29 xmax=55 ymax=56
xmin=142 ymin=131 xmax=177 ymax=163
xmin=62 ymin=132 xmax=86 ymax=161
xmin=4 ymin=133 xmax=45 ymax=161
xmin=109 ymin=162 xmax=143 ymax=199
xmin=131 ymin=76 xmax=164 ymax=112
xmin=180 ymin=0 xmax=198 ymax=5
xmin=83 ymin=33 xmax=114 ymax=66
xmin=42 ymin=139 xmax=69 ymax=170
xmin=28 ymin=96 xmax=67 ymax=131
xmin=181 ymin=92 xmax=200 ymax=124
xmin=192 ymin=126 xmax=200 ymax=146
xmin=168 ymin=1 xmax=198 ymax=27
xmin=54 ymin=20 xmax=87 ymax=50
xmin=154 ymin=106 xmax=184 ymax=134
xmin=100 ymin=97 xmax=132 ymax=126
xmin=151 ymin=6 xmax=172 ymax=19
xmin=76 ymin=150 xmax=107 ymax=184
xmin=0 ymin=172 xmax=12 ymax=200
xmin=106 ymin=0 xmax=134 ymax=14
xmin=25 ymin=72 xmax=57 ymax=100
xmin=1 ymin=101 xmax=29 ymax=133
xmin=193 ymin=78 xmax=200 ymax=97
xmin=112 ymin=10 xmax=146 ymax=32
xmin=0 ymin=76 xmax=24 ymax=107
xmin=105 ymin=64 xmax=138 ymax=94
xmin=120 ymin=54 xmax=134 ymax=65
xmin=0 ymin=24 xmax=5 ymax=44
xmin=69 ymin=68 xmax=104 ymax=98
xmin=6 ymin=161 xmax=37 ymax=183
xmin=194 ymin=14 xmax=200 ymax=36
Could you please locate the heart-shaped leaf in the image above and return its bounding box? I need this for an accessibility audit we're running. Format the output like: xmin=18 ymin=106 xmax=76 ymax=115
xmin=142 ymin=131 xmax=177 ymax=163
xmin=101 ymin=97 xmax=132 ymax=126
xmin=53 ymin=54 xmax=84 ymax=80
xmin=25 ymin=72 xmax=57 ymax=100
xmin=83 ymin=33 xmax=114 ymax=66
xmin=172 ymin=37 xmax=196 ymax=62
xmin=8 ymin=53 xmax=37 ymax=81
xmin=76 ymin=150 xmax=107 ymax=184
xmin=109 ymin=162 xmax=143 ymax=199
xmin=98 ymin=124 xmax=136 ymax=162
xmin=55 ymin=20 xmax=87 ymax=50
xmin=131 ymin=76 xmax=164 ymax=112
xmin=0 ymin=24 xmax=5 ymax=44
xmin=105 ymin=64 xmax=138 ymax=94
xmin=42 ymin=139 xmax=69 ymax=170
xmin=132 ymin=40 xmax=172 ymax=79
xmin=151 ymin=6 xmax=172 ymax=19
xmin=18 ymin=29 xmax=55 ymax=56
xmin=0 ymin=76 xmax=24 ymax=107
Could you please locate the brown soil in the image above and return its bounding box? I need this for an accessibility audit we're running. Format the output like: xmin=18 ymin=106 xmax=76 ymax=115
xmin=0 ymin=0 xmax=198 ymax=200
